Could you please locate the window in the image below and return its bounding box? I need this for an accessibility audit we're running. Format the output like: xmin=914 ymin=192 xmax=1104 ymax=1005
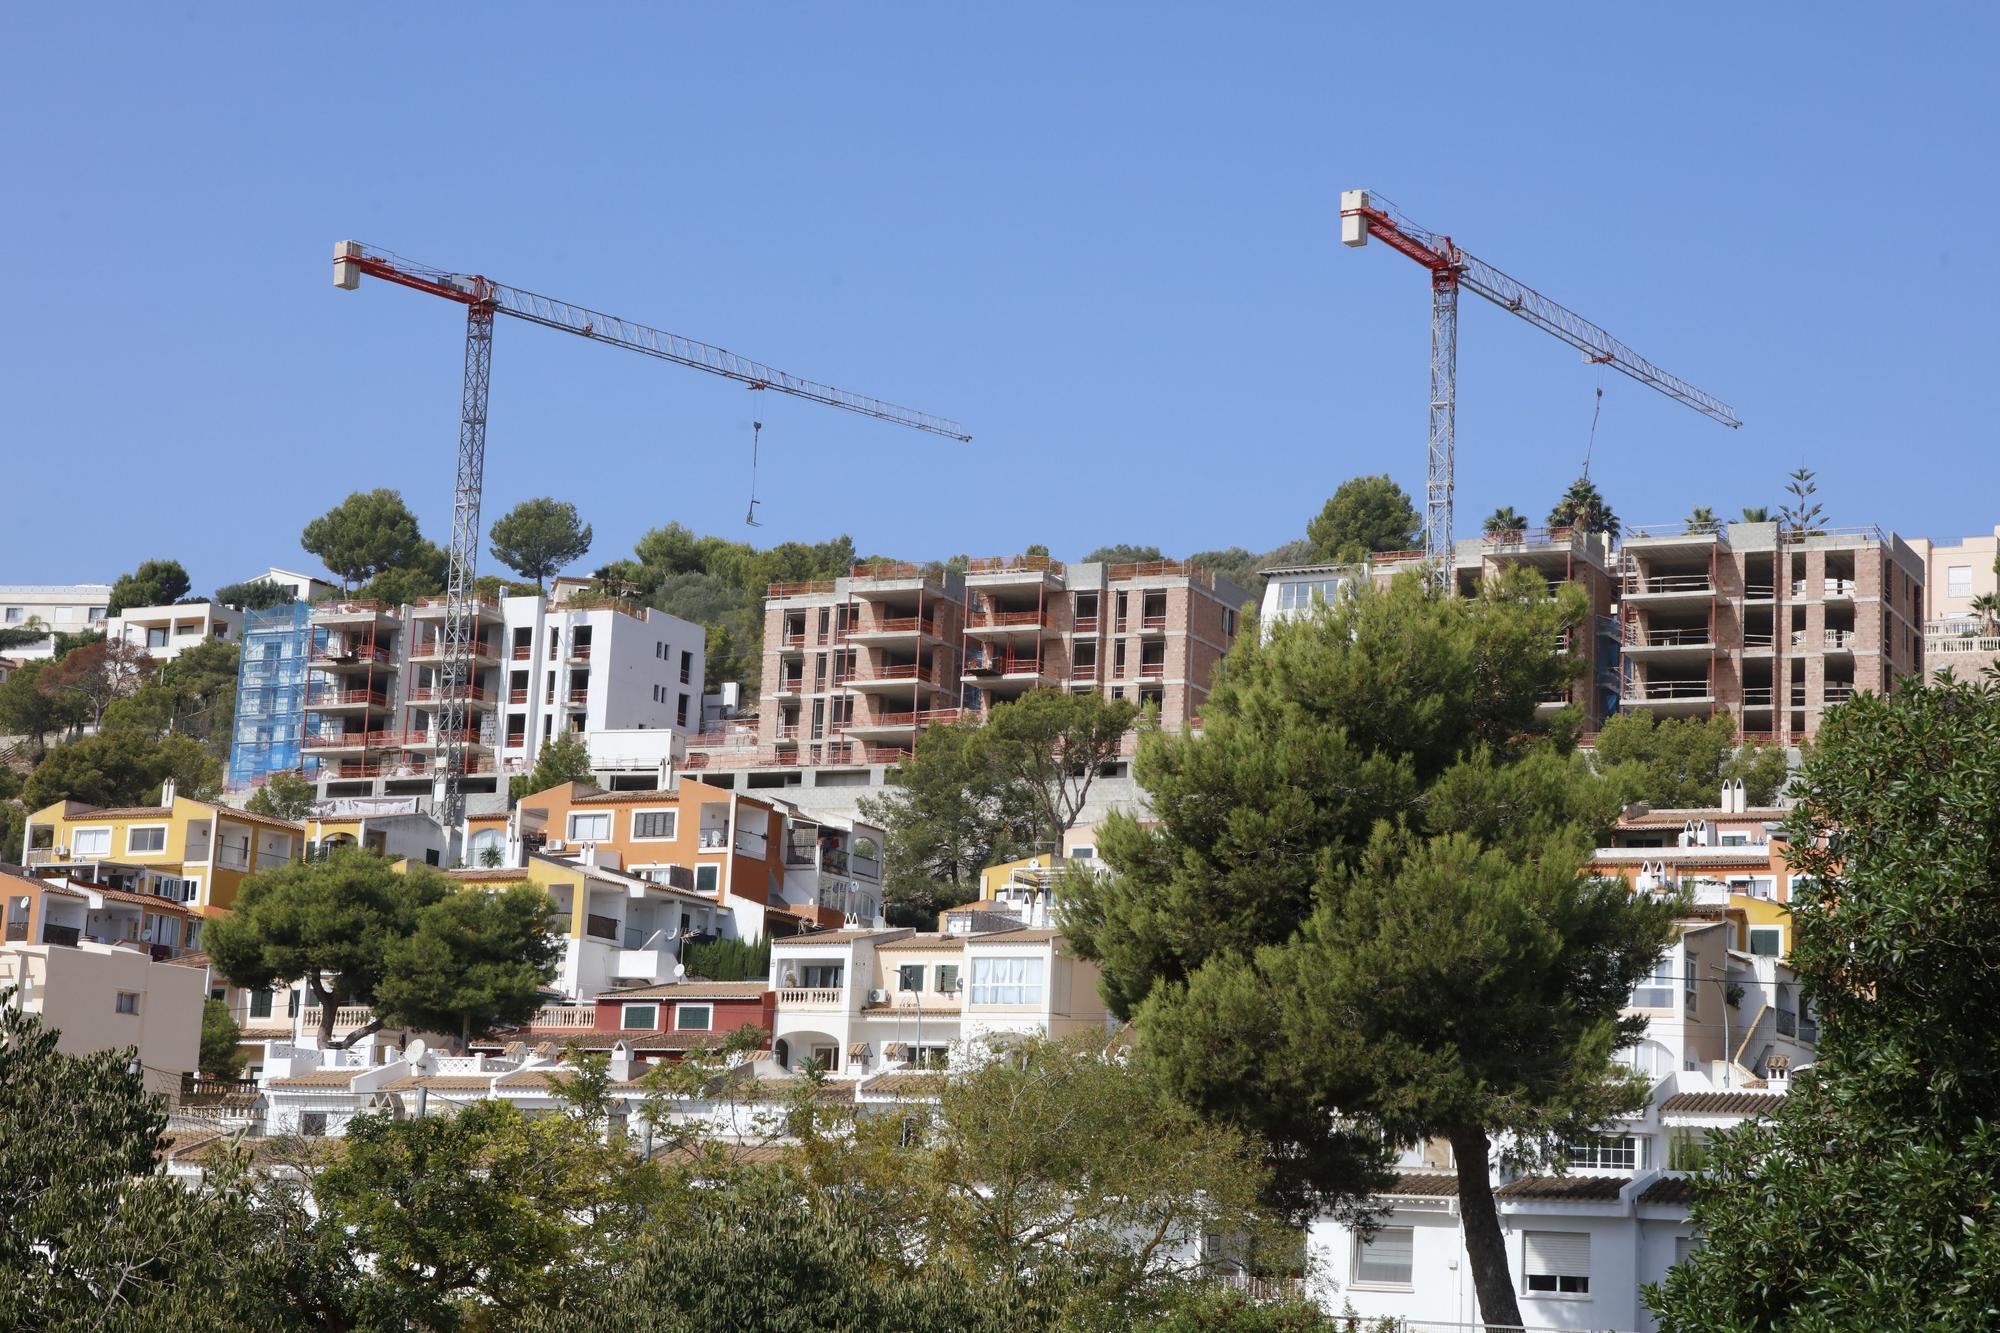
xmin=799 ymin=964 xmax=843 ymax=989
xmin=898 ymin=963 xmax=925 ymax=993
xmin=1632 ymin=954 xmax=1676 ymax=1008
xmin=298 ymin=1112 xmax=328 ymax=1137
xmin=1564 ymin=1135 xmax=1642 ymax=1171
xmin=249 ymin=990 xmax=273 ymax=1019
xmin=72 ymin=827 xmax=112 ymax=857
xmin=1948 ymin=565 xmax=1972 ymax=598
xmin=115 ymin=992 xmax=140 ymax=1015
xmin=1749 ymin=926 xmax=1783 ymax=957
xmin=936 ymin=964 xmax=959 ymax=995
xmin=1352 ymin=1226 xmax=1413 ymax=1288
xmin=680 ymin=649 xmax=693 ymax=684
xmin=1523 ymin=1231 xmax=1590 ymax=1295
xmin=568 ymin=812 xmax=612 ymax=842
xmin=126 ymin=826 xmax=167 ymax=854
xmin=1222 ymin=606 xmax=1237 ymax=637
xmin=632 ymin=810 xmax=678 ymax=840
xmin=146 ymin=626 xmax=170 ymax=648
xmin=620 ymin=1003 xmax=660 ymax=1030
xmin=1069 ymin=846 xmax=1094 ymax=859
xmin=694 ymin=864 xmax=719 ymax=894
xmin=970 ymin=956 xmax=1044 ymax=1005
xmin=2 ymin=608 xmax=19 ymax=623
xmin=674 ymin=1003 xmax=713 ymax=1032
xmin=677 ymin=693 xmax=690 ymax=727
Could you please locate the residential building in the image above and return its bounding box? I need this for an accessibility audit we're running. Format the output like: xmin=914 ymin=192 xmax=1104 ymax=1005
xmin=490 ymin=978 xmax=775 ymax=1061
xmin=294 ymin=589 xmax=703 ymax=807
xmin=1306 ymin=893 xmax=1814 ymax=1331
xmin=1 ymin=886 xmax=208 ymax=1098
xmin=232 ymin=566 xmax=336 ymax=603
xmin=767 ymin=923 xmax=1111 ymax=1078
xmin=1617 ymin=520 xmax=1924 ymax=742
xmin=22 ymin=782 xmax=304 ymax=915
xmin=496 ymin=777 xmax=884 ymax=939
xmin=106 ymin=601 xmax=241 ymax=661
xmin=727 ymin=556 xmax=1247 ymax=782
xmin=946 ymin=824 xmax=1109 ymax=933
xmin=0 ymin=582 xmax=112 ymax=658
xmin=227 ymin=602 xmax=313 ymax=788
xmin=1908 ymin=524 xmax=2000 ymax=681
xmin=4 ymin=862 xmax=205 ymax=960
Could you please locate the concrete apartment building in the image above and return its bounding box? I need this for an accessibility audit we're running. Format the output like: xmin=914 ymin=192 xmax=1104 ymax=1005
xmin=722 ymin=556 xmax=1247 ymax=796
xmin=281 ymin=582 xmax=703 ymax=805
xmin=0 ymin=583 xmax=112 ymax=657
xmin=1262 ymin=519 xmax=1925 ymax=741
xmin=1617 ymin=520 xmax=1924 ymax=741
xmin=107 ymin=601 xmax=241 ymax=661
xmin=1908 ymin=523 xmax=2000 ymax=681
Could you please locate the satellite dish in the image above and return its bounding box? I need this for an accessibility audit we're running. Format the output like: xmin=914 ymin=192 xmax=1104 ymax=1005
xmin=403 ymin=1038 xmax=428 ymax=1066
xmin=674 ymin=962 xmax=686 ymax=979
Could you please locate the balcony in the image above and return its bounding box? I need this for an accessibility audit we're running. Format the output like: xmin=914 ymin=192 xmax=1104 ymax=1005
xmin=1137 ymin=660 xmax=1166 ymax=679
xmin=297 ymin=1004 xmax=376 ymax=1034
xmin=511 ymin=644 xmax=533 ymax=661
xmin=1623 ymin=573 xmax=1715 ymax=600
xmin=406 ymin=684 xmax=492 ymax=705
xmin=566 ymin=689 xmax=589 ymax=707
xmin=1073 ymin=614 xmax=1100 ymax=633
xmin=1139 ymin=613 xmax=1168 ymax=632
xmin=840 ymin=663 xmax=952 ymax=694
xmin=777 ymin=987 xmax=845 ymax=1008
xmin=409 ymin=638 xmax=498 ymax=665
xmin=310 ymin=644 xmax=393 ymax=668
xmin=964 ymin=609 xmax=1052 ymax=637
xmin=770 ymin=676 xmax=804 ymax=698
xmin=528 ymin=1005 xmax=598 ymax=1030
xmin=613 ymin=950 xmax=663 ymax=981
xmin=306 ymin=687 xmax=390 ymax=710
xmin=1623 ymin=679 xmax=1714 ymax=716
xmin=567 ymin=643 xmax=593 ymax=662
xmin=583 ymin=913 xmax=620 ymax=942
xmin=410 ymin=595 xmax=501 ymax=621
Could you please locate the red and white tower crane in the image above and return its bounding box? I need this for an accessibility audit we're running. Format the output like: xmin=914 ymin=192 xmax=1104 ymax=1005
xmin=333 ymin=241 xmax=970 ymax=829
xmin=1338 ymin=191 xmax=1741 ymax=574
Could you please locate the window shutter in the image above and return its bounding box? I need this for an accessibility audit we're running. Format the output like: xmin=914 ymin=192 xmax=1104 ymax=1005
xmin=1524 ymin=1231 xmax=1589 ymax=1279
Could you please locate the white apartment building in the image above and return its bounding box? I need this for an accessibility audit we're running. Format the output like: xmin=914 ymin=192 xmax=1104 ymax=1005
xmin=107 ymin=601 xmax=241 ymax=661
xmin=1306 ymin=915 xmax=1813 ymax=1332
xmin=0 ymin=583 xmax=112 ymax=657
xmin=303 ymin=588 xmax=704 ymax=805
xmin=767 ymin=925 xmax=1112 ymax=1077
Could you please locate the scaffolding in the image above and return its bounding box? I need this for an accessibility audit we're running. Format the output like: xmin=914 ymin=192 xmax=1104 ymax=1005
xmin=226 ymin=603 xmax=312 ymax=788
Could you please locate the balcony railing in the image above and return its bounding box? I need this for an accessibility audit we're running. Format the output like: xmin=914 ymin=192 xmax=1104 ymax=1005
xmin=568 ymin=643 xmax=593 ymax=660
xmin=310 ymin=645 xmax=392 ymax=666
xmin=567 ymin=689 xmax=589 ymax=705
xmin=767 ymin=579 xmax=837 ymax=598
xmin=306 ymin=688 xmax=389 ymax=708
xmin=298 ymin=1004 xmax=375 ymax=1032
xmin=699 ymin=828 xmax=730 ymax=850
xmin=966 ymin=554 xmax=1061 ymax=576
xmin=406 ymin=684 xmax=491 ymax=704
xmin=584 ymin=913 xmax=619 ymax=942
xmin=777 ymin=987 xmax=844 ymax=1007
xmin=1629 ymin=680 xmax=1712 ymax=700
xmin=1139 ymin=613 xmax=1167 ymax=630
xmin=1626 ymin=574 xmax=1714 ymax=595
xmin=966 ymin=609 xmax=1047 ymax=629
xmin=1626 ymin=626 xmax=1712 ymax=647
xmin=1137 ymin=660 xmax=1166 ymax=679
xmin=1073 ymin=614 xmax=1100 ymax=632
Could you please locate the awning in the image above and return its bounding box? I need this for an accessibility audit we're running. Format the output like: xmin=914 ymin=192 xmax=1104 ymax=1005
xmin=848 ymin=1042 xmax=871 ymax=1059
xmin=883 ymin=1042 xmax=908 ymax=1060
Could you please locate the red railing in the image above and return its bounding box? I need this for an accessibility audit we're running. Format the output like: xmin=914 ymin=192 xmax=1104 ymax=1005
xmin=772 ymin=676 xmax=804 ymax=693
xmin=781 ymin=630 xmax=806 ymax=647
xmin=511 ymin=645 xmax=532 ymax=660
xmin=306 ymin=688 xmax=388 ymax=708
xmin=851 ymin=560 xmax=925 ymax=580
xmin=1369 ymin=550 xmax=1428 ymax=568
xmin=964 ymin=653 xmax=1045 ymax=676
xmin=508 ymin=688 xmax=529 ymax=704
xmin=767 ymin=579 xmax=836 ymax=598
xmin=1107 ymin=559 xmax=1214 ymax=587
xmin=775 ymin=724 xmax=800 ymax=740
xmin=567 ymin=689 xmax=588 ymax=705
xmin=411 ymin=638 xmax=496 ymax=659
xmin=412 ymin=595 xmax=499 ymax=614
xmin=854 ymin=615 xmax=946 ymax=636
xmin=310 ymin=645 xmax=392 ymax=666
xmin=1483 ymin=525 xmax=1580 ymax=548
xmin=967 ymin=610 xmax=1047 ymax=629
xmin=568 ymin=644 xmax=593 ymax=660
xmin=1074 ymin=614 xmax=1100 ymax=633
xmin=407 ymin=684 xmax=490 ymax=703
xmin=316 ymin=758 xmax=498 ymax=779
xmin=1137 ymin=662 xmax=1166 ymax=679
xmin=311 ymin=600 xmax=390 ymax=616
xmin=1140 ymin=614 xmax=1167 ymax=630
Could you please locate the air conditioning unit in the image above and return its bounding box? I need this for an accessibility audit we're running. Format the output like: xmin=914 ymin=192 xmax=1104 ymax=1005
xmin=545 ymin=839 xmax=566 ymax=851
xmin=868 ymin=988 xmax=888 ymax=1004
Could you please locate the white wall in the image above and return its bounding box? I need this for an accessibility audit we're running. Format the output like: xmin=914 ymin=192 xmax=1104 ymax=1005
xmin=2 ymin=941 xmax=206 ymax=1097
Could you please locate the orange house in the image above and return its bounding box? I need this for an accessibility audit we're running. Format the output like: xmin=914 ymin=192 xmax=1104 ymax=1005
xmin=497 ymin=778 xmax=817 ymax=939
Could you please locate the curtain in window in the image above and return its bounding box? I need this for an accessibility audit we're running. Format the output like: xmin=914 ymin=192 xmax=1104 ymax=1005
xmin=971 ymin=957 xmax=1044 ymax=1005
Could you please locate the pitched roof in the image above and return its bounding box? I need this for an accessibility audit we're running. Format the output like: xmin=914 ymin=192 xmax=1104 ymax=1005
xmin=1381 ymin=1171 xmax=1459 ymax=1198
xmin=771 ymin=929 xmax=904 ymax=946
xmin=657 ymin=1140 xmax=793 ymax=1168
xmin=875 ymin=934 xmax=965 ymax=953
xmin=267 ymin=1069 xmax=368 ymax=1089
xmin=1638 ymin=1175 xmax=1699 ymax=1205
xmin=378 ymin=1075 xmax=499 ymax=1092
xmin=163 ymin=951 xmax=212 ymax=969
xmin=570 ymin=788 xmax=674 ymax=805
xmin=75 ymin=806 xmax=173 ymax=819
xmin=1496 ymin=1175 xmax=1630 ymax=1201
xmin=861 ymin=1071 xmax=947 ymax=1099
xmin=1660 ymin=1091 xmax=1788 ymax=1117
xmin=443 ymin=868 xmax=536 ymax=883
xmin=967 ymin=927 xmax=1063 ymax=944
xmin=494 ymin=1068 xmax=650 ymax=1092
xmin=604 ymin=980 xmax=770 ymax=1000
xmin=753 ymin=1076 xmax=857 ymax=1104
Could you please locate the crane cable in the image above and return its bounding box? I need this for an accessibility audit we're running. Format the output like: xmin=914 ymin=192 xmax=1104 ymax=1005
xmin=1581 ymin=361 xmax=1606 ymax=480
xmin=745 ymin=417 xmax=765 ymax=527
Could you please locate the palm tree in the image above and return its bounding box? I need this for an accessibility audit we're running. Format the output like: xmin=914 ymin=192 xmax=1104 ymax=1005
xmin=1548 ymin=476 xmax=1620 ymax=539
xmin=1483 ymin=506 xmax=1528 ymax=535
xmin=1740 ymin=506 xmax=1773 ymax=523
xmin=1684 ymin=506 xmax=1719 ymax=535
xmin=1972 ymin=591 xmax=2000 ymax=634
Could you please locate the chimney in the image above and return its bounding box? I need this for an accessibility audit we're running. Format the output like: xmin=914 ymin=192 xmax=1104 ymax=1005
xmin=160 ymin=777 xmax=177 ymax=806
xmin=607 ymin=1039 xmax=632 ymax=1082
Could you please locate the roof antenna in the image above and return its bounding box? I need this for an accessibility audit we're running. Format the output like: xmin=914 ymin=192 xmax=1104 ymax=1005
xmin=744 ymin=417 xmax=765 ymax=527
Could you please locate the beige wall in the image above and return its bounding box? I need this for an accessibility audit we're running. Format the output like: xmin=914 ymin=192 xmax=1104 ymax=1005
xmin=1 ymin=941 xmax=206 ymax=1096
xmin=1908 ymin=526 xmax=2000 ymax=622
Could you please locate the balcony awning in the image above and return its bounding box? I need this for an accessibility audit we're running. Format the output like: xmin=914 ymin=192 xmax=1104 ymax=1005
xmin=848 ymin=1042 xmax=870 ymax=1060
xmin=883 ymin=1042 xmax=908 ymax=1060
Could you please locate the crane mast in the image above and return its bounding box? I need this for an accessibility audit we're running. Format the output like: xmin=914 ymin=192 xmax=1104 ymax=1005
xmin=333 ymin=241 xmax=968 ymax=830
xmin=1338 ymin=191 xmax=1741 ymax=576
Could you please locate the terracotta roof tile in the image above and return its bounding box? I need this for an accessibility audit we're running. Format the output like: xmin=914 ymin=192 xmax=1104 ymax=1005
xmin=443 ymin=869 xmax=535 ymax=883
xmin=268 ymin=1069 xmax=367 ymax=1089
xmin=570 ymin=788 xmax=674 ymax=805
xmin=75 ymin=806 xmax=173 ymax=819
xmin=861 ymin=1071 xmax=947 ymax=1099
xmin=1496 ymin=1175 xmax=1630 ymax=1201
xmin=494 ymin=1069 xmax=650 ymax=1092
xmin=657 ymin=1141 xmax=793 ymax=1168
xmin=604 ymin=980 xmax=770 ymax=1000
xmin=966 ymin=927 xmax=1063 ymax=944
xmin=771 ymin=929 xmax=905 ymax=946
xmin=378 ymin=1075 xmax=499 ymax=1092
xmin=1638 ymin=1175 xmax=1699 ymax=1205
xmin=1382 ymin=1171 xmax=1459 ymax=1198
xmin=875 ymin=935 xmax=965 ymax=953
xmin=1660 ymin=1091 xmax=1788 ymax=1117
xmin=163 ymin=951 xmax=212 ymax=968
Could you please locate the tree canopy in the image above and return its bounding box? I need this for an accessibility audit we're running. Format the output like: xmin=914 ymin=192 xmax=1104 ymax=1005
xmin=106 ymin=559 xmax=192 ymax=615
xmin=510 ymin=732 xmax=597 ymax=803
xmin=301 ymin=489 xmax=433 ymax=591
xmin=372 ymin=883 xmax=562 ymax=1048
xmin=1649 ymin=673 xmax=2000 ymax=1331
xmin=213 ymin=578 xmax=297 ymax=611
xmin=244 ymin=768 xmax=317 ymax=820
xmin=1063 ymin=570 xmax=1675 ymax=1329
xmin=1548 ymin=474 xmax=1620 ymax=536
xmin=1304 ymin=474 xmax=1422 ymax=563
xmin=1081 ymin=543 xmax=1167 ymax=565
xmin=1482 ymin=505 xmax=1528 ymax=534
xmin=22 ymin=730 xmax=219 ymax=811
xmin=489 ymin=497 xmax=595 ymax=591
xmin=1591 ymin=711 xmax=1790 ymax=808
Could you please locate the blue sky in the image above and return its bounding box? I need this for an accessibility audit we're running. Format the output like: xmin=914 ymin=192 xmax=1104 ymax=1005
xmin=3 ymin=5 xmax=1994 ymax=591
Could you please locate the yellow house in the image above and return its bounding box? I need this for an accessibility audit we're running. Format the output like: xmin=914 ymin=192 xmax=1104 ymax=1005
xmin=23 ymin=782 xmax=305 ymax=915
xmin=978 ymin=852 xmax=1057 ymax=903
